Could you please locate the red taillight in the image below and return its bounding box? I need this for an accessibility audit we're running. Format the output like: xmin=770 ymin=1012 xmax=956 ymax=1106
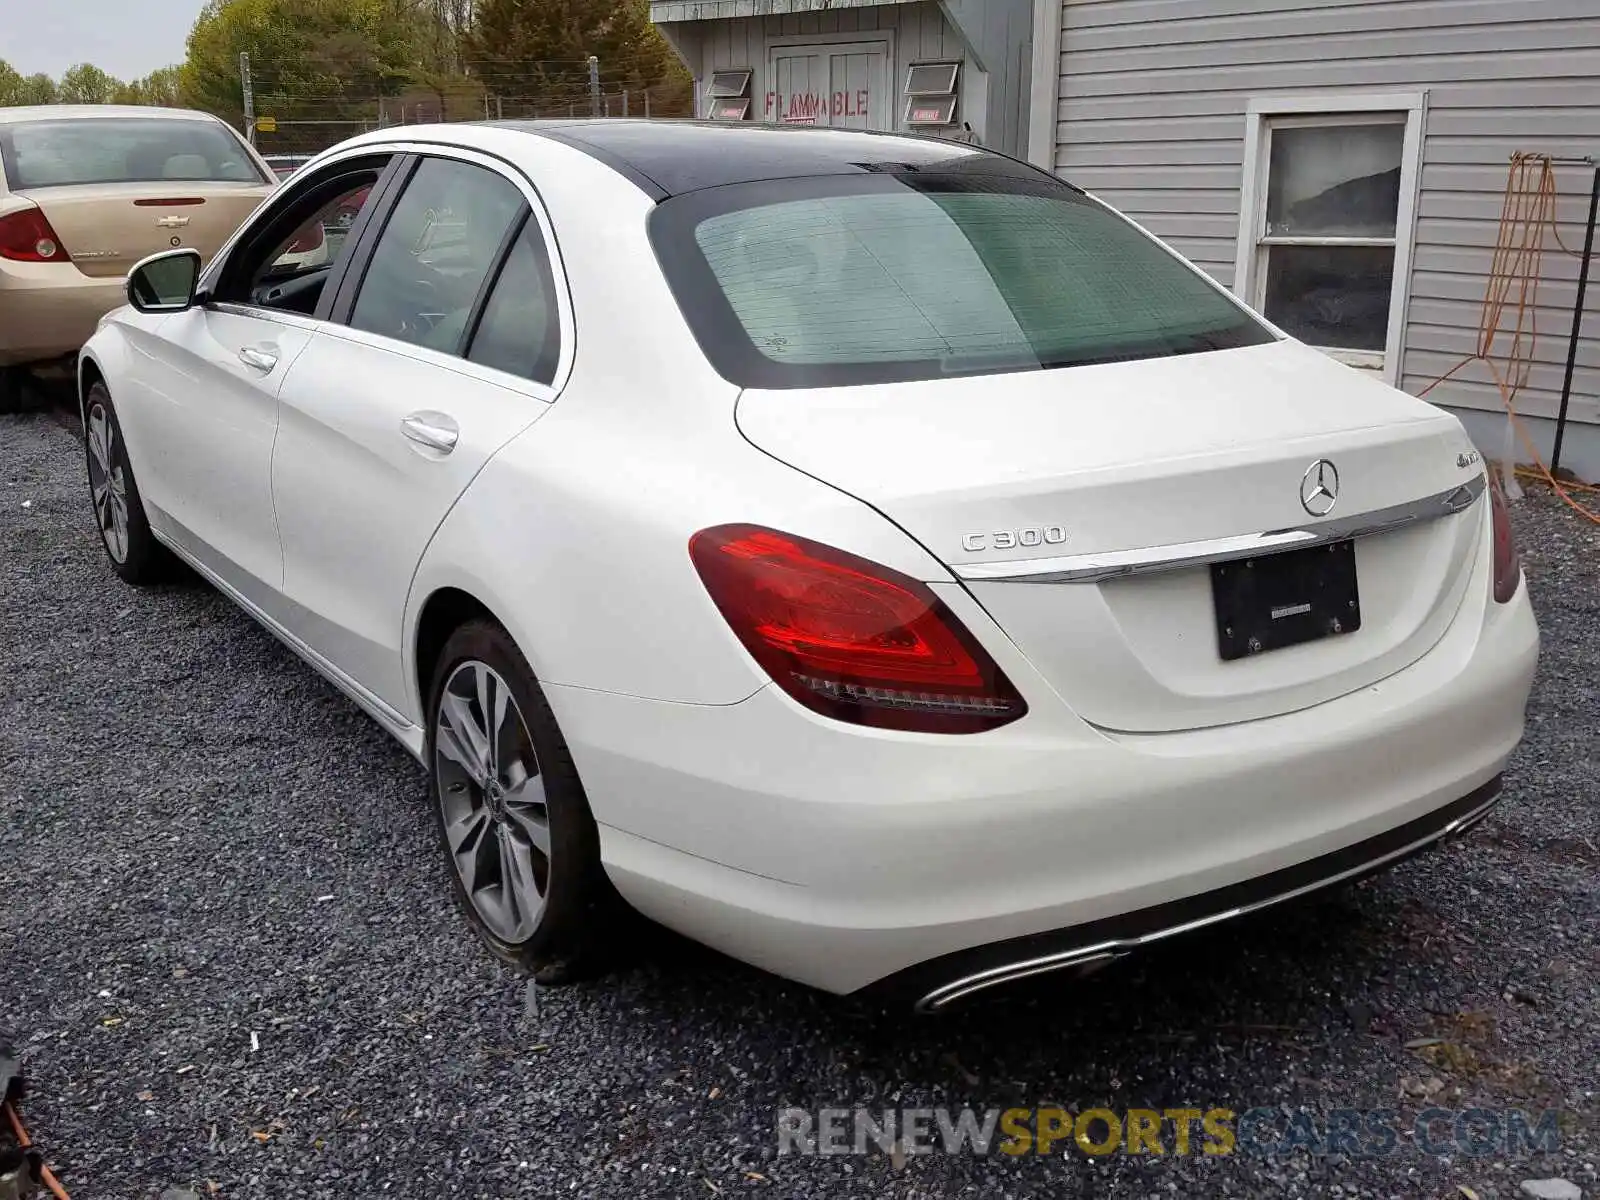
xmin=1488 ymin=474 xmax=1522 ymax=603
xmin=284 ymin=221 xmax=326 ymax=255
xmin=689 ymin=524 xmax=1026 ymax=733
xmin=0 ymin=207 xmax=70 ymax=263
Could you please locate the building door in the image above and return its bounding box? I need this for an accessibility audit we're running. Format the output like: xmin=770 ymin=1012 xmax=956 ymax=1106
xmin=766 ymin=42 xmax=889 ymax=131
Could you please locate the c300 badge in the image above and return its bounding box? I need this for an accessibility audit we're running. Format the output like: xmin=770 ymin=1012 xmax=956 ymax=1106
xmin=961 ymin=525 xmax=1068 ymax=553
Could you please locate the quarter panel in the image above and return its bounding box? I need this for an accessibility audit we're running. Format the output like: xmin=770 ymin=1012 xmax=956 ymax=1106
xmin=410 ymin=391 xmax=956 ymax=709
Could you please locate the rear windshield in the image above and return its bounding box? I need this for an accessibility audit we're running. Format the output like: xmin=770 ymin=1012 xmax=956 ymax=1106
xmin=649 ymin=172 xmax=1274 ymax=389
xmin=0 ymin=118 xmax=267 ymax=189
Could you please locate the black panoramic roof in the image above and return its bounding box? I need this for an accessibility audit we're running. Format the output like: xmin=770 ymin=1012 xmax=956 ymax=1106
xmin=486 ymin=119 xmax=1053 ymax=201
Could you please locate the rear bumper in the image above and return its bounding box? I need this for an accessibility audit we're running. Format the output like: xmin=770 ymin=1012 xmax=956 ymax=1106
xmin=882 ymin=775 xmax=1503 ymax=1010
xmin=0 ymin=261 xmax=125 ymax=366
xmin=552 ymin=570 xmax=1538 ymax=998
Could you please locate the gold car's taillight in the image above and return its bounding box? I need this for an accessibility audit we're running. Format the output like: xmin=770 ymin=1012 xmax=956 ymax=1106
xmin=0 ymin=206 xmax=70 ymax=263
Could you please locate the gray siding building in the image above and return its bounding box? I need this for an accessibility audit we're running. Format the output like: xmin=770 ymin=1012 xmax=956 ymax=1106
xmin=649 ymin=1 xmax=1036 ymax=158
xmin=1046 ymin=0 xmax=1600 ymax=480
xmin=652 ymin=0 xmax=1600 ymax=480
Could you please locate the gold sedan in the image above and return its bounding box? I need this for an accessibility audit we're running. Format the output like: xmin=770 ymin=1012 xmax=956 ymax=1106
xmin=0 ymin=104 xmax=281 ymax=409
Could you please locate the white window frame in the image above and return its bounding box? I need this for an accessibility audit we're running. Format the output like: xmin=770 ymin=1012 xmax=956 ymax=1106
xmin=1234 ymin=92 xmax=1427 ymax=385
xmin=707 ymin=69 xmax=753 ymax=100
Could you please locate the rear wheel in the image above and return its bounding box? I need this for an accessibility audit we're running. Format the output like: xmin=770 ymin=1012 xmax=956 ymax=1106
xmin=427 ymin=618 xmax=619 ymax=982
xmin=84 ymin=383 xmax=175 ymax=584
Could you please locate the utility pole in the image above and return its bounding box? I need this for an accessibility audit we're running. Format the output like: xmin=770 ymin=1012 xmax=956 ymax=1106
xmin=587 ymin=55 xmax=601 ymax=118
xmin=239 ymin=52 xmax=255 ymax=146
xmin=644 ymin=87 xmax=651 ymax=119
xmin=622 ymin=89 xmax=630 ymax=117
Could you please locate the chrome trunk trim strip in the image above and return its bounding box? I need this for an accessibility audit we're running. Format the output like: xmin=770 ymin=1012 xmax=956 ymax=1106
xmin=952 ymin=475 xmax=1485 ymax=585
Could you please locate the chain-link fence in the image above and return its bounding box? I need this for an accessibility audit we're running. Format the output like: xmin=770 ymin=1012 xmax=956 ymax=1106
xmin=246 ymin=61 xmax=695 ymax=160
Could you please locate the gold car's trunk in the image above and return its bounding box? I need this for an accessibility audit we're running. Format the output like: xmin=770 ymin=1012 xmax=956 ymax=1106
xmin=20 ymin=182 xmax=272 ymax=277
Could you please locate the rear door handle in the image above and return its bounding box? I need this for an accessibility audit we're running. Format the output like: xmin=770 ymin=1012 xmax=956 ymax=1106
xmin=237 ymin=346 xmax=278 ymax=372
xmin=401 ymin=411 xmax=459 ymax=454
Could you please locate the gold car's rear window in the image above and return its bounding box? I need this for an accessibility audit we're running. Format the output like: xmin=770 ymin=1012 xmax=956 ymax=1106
xmin=0 ymin=118 xmax=267 ymax=189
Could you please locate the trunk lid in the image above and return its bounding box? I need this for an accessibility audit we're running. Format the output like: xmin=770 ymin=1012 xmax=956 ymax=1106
xmin=736 ymin=340 xmax=1488 ymax=732
xmin=21 ymin=182 xmax=272 ymax=278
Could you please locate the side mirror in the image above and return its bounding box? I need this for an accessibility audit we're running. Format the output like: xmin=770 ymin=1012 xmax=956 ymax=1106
xmin=127 ymin=248 xmax=203 ymax=314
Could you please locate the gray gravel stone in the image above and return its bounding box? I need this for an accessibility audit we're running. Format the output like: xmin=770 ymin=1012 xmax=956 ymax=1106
xmin=2 ymin=408 xmax=1596 ymax=1199
xmin=1519 ymin=1180 xmax=1582 ymax=1200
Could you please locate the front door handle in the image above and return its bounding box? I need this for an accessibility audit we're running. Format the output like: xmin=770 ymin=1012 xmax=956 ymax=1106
xmin=401 ymin=411 xmax=460 ymax=454
xmin=237 ymin=345 xmax=278 ymax=372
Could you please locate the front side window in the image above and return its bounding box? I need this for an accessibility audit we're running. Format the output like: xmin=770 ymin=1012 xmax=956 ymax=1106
xmin=264 ymin=180 xmax=377 ymax=276
xmin=0 ymin=118 xmax=266 ymax=188
xmin=346 ymin=156 xmax=525 ymax=356
xmin=210 ymin=157 xmax=390 ymax=316
xmin=650 ymin=173 xmax=1272 ymax=389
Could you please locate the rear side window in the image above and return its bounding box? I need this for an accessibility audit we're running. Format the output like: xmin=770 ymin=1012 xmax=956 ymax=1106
xmin=0 ymin=118 xmax=266 ymax=189
xmin=466 ymin=221 xmax=562 ymax=385
xmin=650 ymin=173 xmax=1274 ymax=389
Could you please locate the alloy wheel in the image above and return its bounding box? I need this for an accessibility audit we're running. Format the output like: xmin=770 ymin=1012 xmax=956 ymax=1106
xmin=87 ymin=404 xmax=130 ymax=564
xmin=434 ymin=659 xmax=550 ymax=943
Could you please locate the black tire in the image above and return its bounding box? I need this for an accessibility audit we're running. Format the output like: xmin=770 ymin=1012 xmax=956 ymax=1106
xmin=83 ymin=382 xmax=176 ymax=584
xmin=426 ymin=618 xmax=621 ymax=982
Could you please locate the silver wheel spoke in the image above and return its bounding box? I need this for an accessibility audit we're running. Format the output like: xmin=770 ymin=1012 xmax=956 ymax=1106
xmin=88 ymin=411 xmax=111 ymax=476
xmin=92 ymin=480 xmax=111 ymax=524
xmin=477 ymin=664 xmax=512 ymax=779
xmin=499 ymin=831 xmax=530 ymax=914
xmin=437 ymin=692 xmax=488 ymax=783
xmin=503 ymin=773 xmax=550 ymax=860
xmin=445 ymin=805 xmax=491 ymax=892
xmin=110 ymin=477 xmax=128 ymax=530
xmin=498 ymin=827 xmax=543 ymax=937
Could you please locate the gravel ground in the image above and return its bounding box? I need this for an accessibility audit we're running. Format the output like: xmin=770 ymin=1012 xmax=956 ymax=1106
xmin=2 ymin=407 xmax=1596 ymax=1200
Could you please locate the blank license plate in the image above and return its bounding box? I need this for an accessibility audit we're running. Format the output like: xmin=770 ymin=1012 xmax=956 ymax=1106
xmin=1211 ymin=541 xmax=1361 ymax=661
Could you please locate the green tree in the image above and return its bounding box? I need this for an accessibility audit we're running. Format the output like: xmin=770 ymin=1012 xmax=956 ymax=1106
xmin=18 ymin=73 xmax=59 ymax=104
xmin=464 ymin=0 xmax=685 ymax=100
xmin=0 ymin=59 xmax=21 ymax=105
xmin=180 ymin=0 xmax=425 ymax=128
xmin=1 ymin=60 xmax=63 ymax=106
xmin=116 ymin=66 xmax=183 ymax=107
xmin=58 ymin=62 xmax=123 ymax=104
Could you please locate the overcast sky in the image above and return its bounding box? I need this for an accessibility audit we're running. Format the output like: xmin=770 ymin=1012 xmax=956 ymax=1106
xmin=0 ymin=0 xmax=201 ymax=80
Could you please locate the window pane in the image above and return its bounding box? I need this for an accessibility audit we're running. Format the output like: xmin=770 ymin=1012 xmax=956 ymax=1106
xmin=348 ymin=158 xmax=524 ymax=356
xmin=656 ymin=176 xmax=1273 ymax=389
xmin=267 ymin=181 xmax=376 ymax=275
xmin=466 ymin=223 xmax=562 ymax=384
xmin=0 ymin=118 xmax=265 ymax=188
xmin=1263 ymin=244 xmax=1394 ymax=350
xmin=1266 ymin=122 xmax=1404 ymax=238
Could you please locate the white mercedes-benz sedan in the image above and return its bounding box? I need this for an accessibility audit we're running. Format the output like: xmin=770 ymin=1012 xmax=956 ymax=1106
xmin=79 ymin=121 xmax=1538 ymax=1009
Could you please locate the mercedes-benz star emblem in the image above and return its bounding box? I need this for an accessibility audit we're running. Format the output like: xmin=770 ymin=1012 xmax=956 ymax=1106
xmin=1300 ymin=460 xmax=1340 ymax=517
